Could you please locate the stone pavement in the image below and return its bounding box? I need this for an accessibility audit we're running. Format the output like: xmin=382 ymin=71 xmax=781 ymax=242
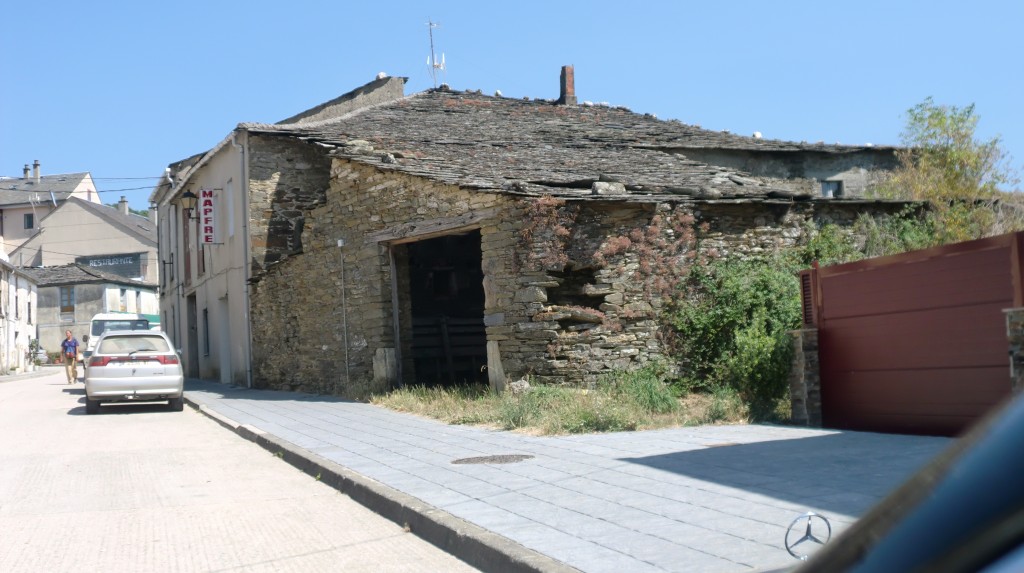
xmin=183 ymin=379 xmax=951 ymax=573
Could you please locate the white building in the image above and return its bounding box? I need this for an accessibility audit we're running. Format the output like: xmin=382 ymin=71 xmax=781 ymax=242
xmin=0 ymin=161 xmax=101 ymax=257
xmin=12 ymin=196 xmax=158 ymax=283
xmin=0 ymin=259 xmax=38 ymax=373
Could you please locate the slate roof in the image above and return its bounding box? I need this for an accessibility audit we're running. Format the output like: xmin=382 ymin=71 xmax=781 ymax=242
xmin=21 ymin=263 xmax=156 ymax=288
xmin=242 ymin=87 xmax=899 ymax=200
xmin=0 ymin=172 xmax=91 ymax=207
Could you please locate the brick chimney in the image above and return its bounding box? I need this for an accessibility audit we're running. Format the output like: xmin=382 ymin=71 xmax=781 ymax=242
xmin=33 ymin=160 xmax=40 ymax=185
xmin=558 ymin=65 xmax=577 ymax=106
xmin=117 ymin=196 xmax=130 ymax=215
xmin=23 ymin=164 xmax=30 ymax=180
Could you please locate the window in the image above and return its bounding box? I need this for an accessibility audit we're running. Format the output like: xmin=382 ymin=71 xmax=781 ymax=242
xmin=60 ymin=287 xmax=75 ymax=313
xmin=119 ymin=288 xmax=127 ymax=312
xmin=23 ymin=213 xmax=34 ymax=229
xmin=821 ymin=180 xmax=844 ymax=198
xmin=60 ymin=286 xmax=74 ymax=323
xmin=91 ymin=319 xmax=149 ymax=337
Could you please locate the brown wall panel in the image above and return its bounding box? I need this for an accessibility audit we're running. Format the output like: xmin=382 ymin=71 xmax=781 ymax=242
xmin=820 ymin=246 xmax=1012 ymax=320
xmin=814 ymin=233 xmax=1020 ymax=436
xmin=819 ymin=302 xmax=1008 ymax=371
xmin=822 ymin=367 xmax=1009 ymax=435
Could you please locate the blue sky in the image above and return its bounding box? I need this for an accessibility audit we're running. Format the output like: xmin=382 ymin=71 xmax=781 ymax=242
xmin=2 ymin=0 xmax=1021 ymax=210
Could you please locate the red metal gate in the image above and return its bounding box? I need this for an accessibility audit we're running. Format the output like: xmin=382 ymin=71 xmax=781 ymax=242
xmin=801 ymin=233 xmax=1022 ymax=436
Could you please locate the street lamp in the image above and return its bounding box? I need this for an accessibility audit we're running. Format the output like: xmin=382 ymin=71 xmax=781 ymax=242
xmin=180 ymin=189 xmax=198 ymax=220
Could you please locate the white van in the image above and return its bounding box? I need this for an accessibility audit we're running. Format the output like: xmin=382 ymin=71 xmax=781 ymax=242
xmin=83 ymin=313 xmax=151 ymax=361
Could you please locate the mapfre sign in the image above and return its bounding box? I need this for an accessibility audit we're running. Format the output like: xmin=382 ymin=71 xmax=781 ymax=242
xmin=200 ymin=188 xmax=219 ymax=244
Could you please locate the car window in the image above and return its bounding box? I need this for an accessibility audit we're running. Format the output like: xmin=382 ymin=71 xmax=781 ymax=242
xmin=97 ymin=335 xmax=171 ymax=354
xmin=91 ymin=319 xmax=150 ymax=337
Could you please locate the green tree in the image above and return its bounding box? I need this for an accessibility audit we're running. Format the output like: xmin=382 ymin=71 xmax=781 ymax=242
xmin=878 ymin=97 xmax=1021 ymax=243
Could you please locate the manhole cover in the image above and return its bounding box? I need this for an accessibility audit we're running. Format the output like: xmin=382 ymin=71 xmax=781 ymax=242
xmin=451 ymin=454 xmax=535 ymax=465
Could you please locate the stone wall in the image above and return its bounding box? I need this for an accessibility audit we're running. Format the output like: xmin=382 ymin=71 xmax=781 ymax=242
xmin=247 ymin=134 xmax=333 ymax=277
xmin=248 ymin=156 xmax=918 ymax=395
xmin=788 ymin=329 xmax=821 ymax=427
xmin=249 ymin=160 xmax=514 ymax=396
xmin=508 ymin=201 xmax=669 ymax=386
xmin=277 ymin=76 xmax=405 ymax=125
xmin=678 ymin=148 xmax=899 ymax=198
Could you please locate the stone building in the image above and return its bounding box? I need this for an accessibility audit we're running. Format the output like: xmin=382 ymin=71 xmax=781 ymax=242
xmin=154 ymin=68 xmax=911 ymax=396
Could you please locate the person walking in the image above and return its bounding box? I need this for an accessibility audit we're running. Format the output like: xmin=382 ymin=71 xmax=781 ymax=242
xmin=60 ymin=330 xmax=80 ymax=384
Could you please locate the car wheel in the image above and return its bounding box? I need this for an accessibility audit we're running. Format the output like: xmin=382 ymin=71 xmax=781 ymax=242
xmin=85 ymin=398 xmax=100 ymax=415
xmin=168 ymin=396 xmax=184 ymax=412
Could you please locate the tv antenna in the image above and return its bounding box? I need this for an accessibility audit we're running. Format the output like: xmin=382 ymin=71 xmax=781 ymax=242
xmin=426 ymin=19 xmax=446 ymax=88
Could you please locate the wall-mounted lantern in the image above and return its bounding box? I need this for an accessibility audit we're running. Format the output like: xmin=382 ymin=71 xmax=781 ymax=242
xmin=180 ymin=190 xmax=198 ymax=220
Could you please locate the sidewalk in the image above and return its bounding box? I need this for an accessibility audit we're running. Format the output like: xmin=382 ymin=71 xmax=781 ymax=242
xmin=183 ymin=379 xmax=951 ymax=573
xmin=0 ymin=364 xmax=62 ymax=383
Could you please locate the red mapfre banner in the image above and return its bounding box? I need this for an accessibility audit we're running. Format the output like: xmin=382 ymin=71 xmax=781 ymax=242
xmin=200 ymin=188 xmax=217 ymax=244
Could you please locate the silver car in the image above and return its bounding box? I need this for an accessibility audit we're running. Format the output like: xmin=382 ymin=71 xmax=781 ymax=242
xmin=84 ymin=330 xmax=184 ymax=414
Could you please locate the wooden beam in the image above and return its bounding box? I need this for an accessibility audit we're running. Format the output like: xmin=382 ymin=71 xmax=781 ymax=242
xmin=364 ymin=208 xmax=499 ymax=245
xmin=388 ymin=246 xmax=404 ymax=388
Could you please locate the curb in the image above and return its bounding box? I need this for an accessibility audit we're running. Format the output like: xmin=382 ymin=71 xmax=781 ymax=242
xmin=186 ymin=397 xmax=580 ymax=573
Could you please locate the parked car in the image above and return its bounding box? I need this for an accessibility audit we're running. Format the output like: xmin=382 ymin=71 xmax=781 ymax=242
xmin=791 ymin=392 xmax=1024 ymax=572
xmin=84 ymin=330 xmax=184 ymax=414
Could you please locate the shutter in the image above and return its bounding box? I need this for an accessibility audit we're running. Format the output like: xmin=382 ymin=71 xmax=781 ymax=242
xmin=800 ymin=270 xmax=816 ymax=327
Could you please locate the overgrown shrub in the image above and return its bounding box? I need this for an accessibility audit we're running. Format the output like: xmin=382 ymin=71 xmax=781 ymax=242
xmin=853 ymin=210 xmax=937 ymax=258
xmin=667 ymin=257 xmax=801 ymax=418
xmin=798 ymin=222 xmax=862 ymax=267
xmin=663 ymin=212 xmax=936 ymax=420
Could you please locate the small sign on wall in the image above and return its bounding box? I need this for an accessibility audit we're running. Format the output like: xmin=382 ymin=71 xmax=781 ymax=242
xmin=76 ymin=252 xmax=142 ymax=278
xmin=200 ymin=188 xmax=219 ymax=244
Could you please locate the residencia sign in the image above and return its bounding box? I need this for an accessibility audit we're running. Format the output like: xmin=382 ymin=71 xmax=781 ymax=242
xmin=200 ymin=188 xmax=219 ymax=244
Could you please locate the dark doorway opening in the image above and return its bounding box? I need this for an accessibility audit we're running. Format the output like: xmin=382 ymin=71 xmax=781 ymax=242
xmin=407 ymin=231 xmax=487 ymax=387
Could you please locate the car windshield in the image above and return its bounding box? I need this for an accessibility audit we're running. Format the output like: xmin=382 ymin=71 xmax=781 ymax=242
xmin=97 ymin=335 xmax=171 ymax=354
xmin=92 ymin=319 xmax=149 ymax=337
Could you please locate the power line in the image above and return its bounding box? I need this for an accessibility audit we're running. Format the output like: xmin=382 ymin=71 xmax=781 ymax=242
xmin=12 ymin=245 xmax=156 ymax=260
xmin=1 ymin=175 xmax=164 ymax=180
xmin=91 ymin=176 xmax=164 ymax=181
xmin=0 ymin=188 xmax=155 ymax=196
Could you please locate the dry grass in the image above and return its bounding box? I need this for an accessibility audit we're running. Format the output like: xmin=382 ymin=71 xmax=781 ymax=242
xmin=370 ymin=382 xmax=770 ymax=436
